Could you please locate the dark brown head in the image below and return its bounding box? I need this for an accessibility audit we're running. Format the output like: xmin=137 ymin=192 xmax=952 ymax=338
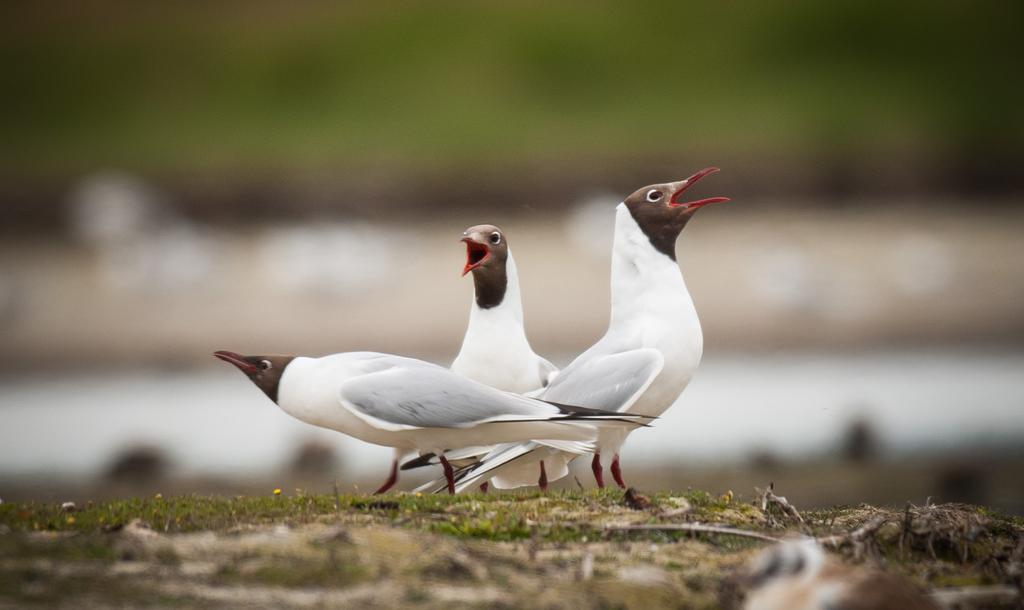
xmin=622 ymin=167 xmax=729 ymax=260
xmin=214 ymin=350 xmax=295 ymax=403
xmin=460 ymin=224 xmax=509 ymax=309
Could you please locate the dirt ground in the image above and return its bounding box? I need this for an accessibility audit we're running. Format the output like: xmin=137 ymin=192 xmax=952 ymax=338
xmin=1 ymin=489 xmax=1022 ymax=609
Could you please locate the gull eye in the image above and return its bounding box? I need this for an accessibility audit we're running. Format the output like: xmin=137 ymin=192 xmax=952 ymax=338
xmin=645 ymin=189 xmax=663 ymax=203
xmin=489 ymin=231 xmax=501 ymax=245
xmin=261 ymin=359 xmax=272 ymax=370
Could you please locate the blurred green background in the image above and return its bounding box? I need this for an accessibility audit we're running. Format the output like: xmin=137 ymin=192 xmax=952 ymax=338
xmin=3 ymin=1 xmax=1022 ymax=179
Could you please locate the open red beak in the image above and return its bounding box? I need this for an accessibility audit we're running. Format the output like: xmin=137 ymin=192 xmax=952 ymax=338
xmin=214 ymin=350 xmax=258 ymax=375
xmin=668 ymin=167 xmax=730 ymax=210
xmin=461 ymin=237 xmax=491 ymax=276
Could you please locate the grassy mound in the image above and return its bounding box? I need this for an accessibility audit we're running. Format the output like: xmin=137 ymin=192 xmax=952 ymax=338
xmin=1 ymin=489 xmax=1021 ymax=608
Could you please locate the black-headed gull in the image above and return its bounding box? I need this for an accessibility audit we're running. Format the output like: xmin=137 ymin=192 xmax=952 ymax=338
xmin=214 ymin=350 xmax=646 ymax=493
xmin=408 ymin=225 xmax=566 ymax=492
xmin=451 ymin=224 xmax=558 ymax=394
xmin=430 ymin=167 xmax=728 ymax=492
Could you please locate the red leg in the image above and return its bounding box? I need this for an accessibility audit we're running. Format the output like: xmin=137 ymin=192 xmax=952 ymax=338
xmin=538 ymin=460 xmax=548 ymax=492
xmin=591 ymin=453 xmax=605 ymax=488
xmin=439 ymin=455 xmax=455 ymax=495
xmin=479 ymin=482 xmax=489 ymax=494
xmin=373 ymin=458 xmax=399 ymax=495
xmin=610 ymin=454 xmax=626 ymax=489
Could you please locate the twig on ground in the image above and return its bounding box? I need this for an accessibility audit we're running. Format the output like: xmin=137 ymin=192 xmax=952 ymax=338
xmin=818 ymin=515 xmax=888 ymax=562
xmin=604 ymin=522 xmax=782 ymax=543
xmin=913 ymin=501 xmax=941 ymax=560
xmin=898 ymin=500 xmax=989 ymax=566
xmin=900 ymin=501 xmax=913 ymax=559
xmin=756 ymin=482 xmax=808 ymax=532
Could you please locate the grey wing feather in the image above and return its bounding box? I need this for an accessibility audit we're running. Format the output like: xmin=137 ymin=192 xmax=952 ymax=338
xmin=540 ymin=348 xmax=664 ymax=413
xmin=338 ymin=360 xmax=558 ymax=431
xmin=418 ymin=349 xmax=665 ymax=493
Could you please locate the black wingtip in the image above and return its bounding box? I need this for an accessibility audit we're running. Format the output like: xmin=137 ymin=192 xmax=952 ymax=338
xmin=543 ymin=400 xmax=658 ymax=421
xmin=432 ymin=445 xmax=536 ymax=494
xmin=400 ymin=452 xmax=436 ymax=471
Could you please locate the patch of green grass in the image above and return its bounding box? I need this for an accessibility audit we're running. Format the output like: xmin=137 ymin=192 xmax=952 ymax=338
xmin=931 ymin=573 xmax=993 ymax=588
xmin=0 ymin=569 xmax=149 ymax=607
xmin=433 ymin=516 xmax=533 ymax=541
xmin=973 ymin=505 xmax=1024 ymax=532
xmin=0 ymin=533 xmax=116 ymax=563
xmin=0 ymin=489 xmax=720 ymax=543
xmin=2 ymin=490 xmax=1021 ymax=556
xmin=0 ymin=493 xmax=342 ymax=534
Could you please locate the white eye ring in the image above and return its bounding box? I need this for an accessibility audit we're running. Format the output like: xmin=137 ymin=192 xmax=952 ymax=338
xmin=645 ymin=189 xmax=663 ymax=202
xmin=489 ymin=231 xmax=501 ymax=245
xmin=261 ymin=359 xmax=273 ymax=370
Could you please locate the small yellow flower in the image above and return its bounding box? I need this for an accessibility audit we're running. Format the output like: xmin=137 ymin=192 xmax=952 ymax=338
xmin=273 ymin=488 xmax=282 ymax=496
xmin=66 ymin=516 xmax=76 ymax=525
xmin=719 ymin=490 xmax=734 ymax=504
xmin=415 ymin=492 xmax=422 ymax=497
xmin=154 ymin=493 xmax=163 ymax=500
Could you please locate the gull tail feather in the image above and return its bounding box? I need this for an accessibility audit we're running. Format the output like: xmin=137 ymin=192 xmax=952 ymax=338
xmin=400 ymin=445 xmax=491 ymax=471
xmin=533 ymin=439 xmax=594 ymax=454
xmin=452 ymin=442 xmax=543 ymax=493
xmin=492 ymin=451 xmax=571 ymax=489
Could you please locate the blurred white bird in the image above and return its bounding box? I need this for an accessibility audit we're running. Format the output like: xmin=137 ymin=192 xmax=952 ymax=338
xmin=742 ymin=539 xmax=939 ymax=610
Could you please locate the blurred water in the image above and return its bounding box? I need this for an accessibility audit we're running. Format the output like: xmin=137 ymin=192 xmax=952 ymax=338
xmin=1 ymin=349 xmax=1022 ymax=480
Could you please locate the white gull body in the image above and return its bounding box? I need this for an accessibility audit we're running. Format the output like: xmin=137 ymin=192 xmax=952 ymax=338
xmin=274 ymin=352 xmax=635 ymax=455
xmin=447 ymin=249 xmax=571 ymax=488
xmin=450 ymin=252 xmax=557 ymax=394
xmin=441 ymin=202 xmax=704 ymax=491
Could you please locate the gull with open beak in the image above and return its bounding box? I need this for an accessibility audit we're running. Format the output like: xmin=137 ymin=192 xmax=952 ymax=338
xmin=425 ymin=167 xmax=729 ymax=492
xmin=403 ymin=225 xmax=570 ymax=491
xmin=451 ymin=224 xmax=558 ymax=395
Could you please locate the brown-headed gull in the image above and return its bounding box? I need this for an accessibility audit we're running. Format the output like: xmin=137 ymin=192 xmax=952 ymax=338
xmin=214 ymin=350 xmax=647 ymax=493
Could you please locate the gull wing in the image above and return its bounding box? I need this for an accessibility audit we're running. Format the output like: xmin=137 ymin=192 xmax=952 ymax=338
xmin=336 ymin=356 xmax=645 ymax=433
xmin=540 ymin=348 xmax=664 ymax=413
xmin=415 ymin=348 xmax=666 ymax=493
xmin=337 ymin=361 xmax=561 ymax=432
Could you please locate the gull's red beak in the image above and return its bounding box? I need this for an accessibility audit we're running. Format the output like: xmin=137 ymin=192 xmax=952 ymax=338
xmin=668 ymin=167 xmax=730 ymax=210
xmin=461 ymin=237 xmax=491 ymax=276
xmin=214 ymin=350 xmax=258 ymax=375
